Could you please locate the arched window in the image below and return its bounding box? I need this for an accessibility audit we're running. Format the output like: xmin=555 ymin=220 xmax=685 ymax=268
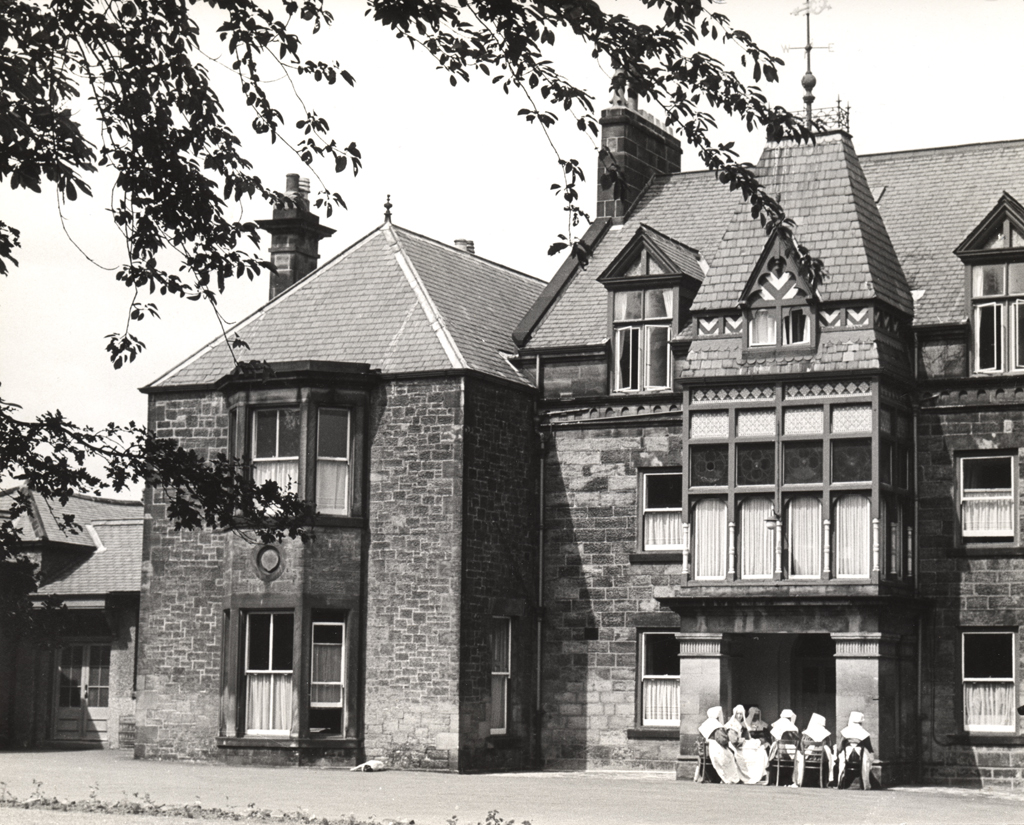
xmin=787 ymin=496 xmax=821 ymax=578
xmin=692 ymin=499 xmax=727 ymax=580
xmin=739 ymin=497 xmax=774 ymax=579
xmin=834 ymin=494 xmax=871 ymax=577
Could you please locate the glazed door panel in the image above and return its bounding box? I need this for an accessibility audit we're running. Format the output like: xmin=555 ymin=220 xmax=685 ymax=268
xmin=54 ymin=644 xmax=110 ymax=741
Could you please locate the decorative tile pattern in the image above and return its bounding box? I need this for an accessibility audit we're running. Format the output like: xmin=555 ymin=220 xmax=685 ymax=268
xmin=692 ymin=386 xmax=775 ymax=404
xmin=698 ymin=318 xmax=719 ymax=337
xmin=737 ymin=409 xmax=777 ymax=437
xmin=784 ymin=406 xmax=824 ymax=435
xmin=724 ymin=316 xmax=743 ymax=335
xmin=831 ymin=404 xmax=872 ymax=433
xmin=847 ymin=308 xmax=871 ymax=327
xmin=690 ymin=410 xmax=729 ymax=439
xmin=785 ymin=382 xmax=871 ymax=399
xmin=821 ymin=309 xmax=843 ymax=328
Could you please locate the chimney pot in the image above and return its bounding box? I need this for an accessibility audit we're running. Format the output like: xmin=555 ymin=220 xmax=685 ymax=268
xmin=454 ymin=239 xmax=475 ymax=255
xmin=285 ymin=173 xmax=300 ymax=194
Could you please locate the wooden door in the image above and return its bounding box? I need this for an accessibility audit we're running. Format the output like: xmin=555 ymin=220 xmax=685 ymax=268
xmin=54 ymin=644 xmax=111 ymax=742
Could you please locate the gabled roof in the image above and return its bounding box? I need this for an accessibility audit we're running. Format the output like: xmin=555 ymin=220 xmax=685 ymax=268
xmin=598 ymin=224 xmax=705 ymax=284
xmin=859 ymin=139 xmax=1024 ymax=326
xmin=695 ymin=133 xmax=913 ymax=316
xmin=953 ymin=191 xmax=1024 ymax=255
xmin=0 ymin=487 xmax=143 ymax=595
xmin=147 ymin=224 xmax=545 ymax=389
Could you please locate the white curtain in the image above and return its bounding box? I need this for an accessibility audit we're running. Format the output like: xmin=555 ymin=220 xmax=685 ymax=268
xmin=311 ymin=644 xmax=343 ymax=705
xmin=645 ymin=511 xmax=683 ymax=549
xmin=490 ymin=675 xmax=508 ymax=732
xmin=316 ymin=460 xmax=349 ymax=514
xmin=835 ymin=495 xmax=871 ymax=577
xmin=246 ymin=673 xmax=292 ymax=733
xmin=253 ymin=459 xmax=298 ymax=492
xmin=787 ymin=497 xmax=821 ymax=577
xmin=642 ymin=678 xmax=680 ymax=725
xmin=962 ymin=495 xmax=1013 ymax=536
xmin=750 ymin=309 xmax=776 ymax=345
xmin=739 ymin=497 xmax=774 ymax=578
xmin=693 ymin=500 xmax=727 ymax=579
xmin=964 ymin=682 xmax=1014 ymax=730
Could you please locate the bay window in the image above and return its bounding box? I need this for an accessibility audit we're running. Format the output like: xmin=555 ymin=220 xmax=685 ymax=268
xmin=253 ymin=409 xmax=301 ymax=491
xmin=316 ymin=409 xmax=350 ymax=515
xmin=962 ymin=631 xmax=1016 ymax=732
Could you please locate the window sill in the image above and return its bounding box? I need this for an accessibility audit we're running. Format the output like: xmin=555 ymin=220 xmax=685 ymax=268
xmin=952 ymin=544 xmax=1021 ymax=558
xmin=630 ymin=552 xmax=683 ymax=565
xmin=217 ymin=736 xmax=359 ymax=750
xmin=313 ymin=514 xmax=365 ymax=529
xmin=942 ymin=733 xmax=1024 ymax=746
xmin=485 ymin=734 xmax=525 ymax=750
xmin=626 ymin=727 xmax=679 ymax=740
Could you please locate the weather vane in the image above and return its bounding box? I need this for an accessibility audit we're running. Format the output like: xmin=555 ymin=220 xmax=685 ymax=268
xmin=785 ymin=0 xmax=833 ymax=126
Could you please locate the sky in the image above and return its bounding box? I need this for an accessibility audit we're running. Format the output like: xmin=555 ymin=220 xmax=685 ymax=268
xmin=1 ymin=0 xmax=1022 ymax=497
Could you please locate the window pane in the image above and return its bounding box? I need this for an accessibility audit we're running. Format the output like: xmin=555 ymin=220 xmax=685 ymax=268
xmin=832 ymin=440 xmax=872 ymax=483
xmin=784 ymin=442 xmax=823 ymax=485
xmin=739 ymin=496 xmax=774 ymax=578
xmin=834 ymin=494 xmax=871 ymax=577
xmin=736 ymin=409 xmax=776 ymax=438
xmin=880 ymin=441 xmax=893 ymax=485
xmin=644 ymin=634 xmax=680 ymax=676
xmin=976 ymin=304 xmax=1003 ymax=371
xmin=278 ymin=409 xmax=301 ymax=457
xmin=254 ymin=411 xmax=279 ymax=458
xmin=314 ymin=623 xmax=344 ymax=646
xmin=646 ymin=325 xmax=670 ymax=388
xmin=784 ymin=406 xmax=823 ymax=435
xmin=783 ymin=309 xmax=808 ymax=345
xmin=788 ymin=496 xmax=821 ymax=577
xmin=271 ymin=613 xmax=294 ymax=671
xmin=692 ymin=499 xmax=727 ymax=579
xmin=964 ymin=633 xmax=1014 ymax=679
xmin=749 ymin=308 xmax=776 ymax=345
xmin=974 ymin=264 xmax=1005 ymax=296
xmin=963 ymin=456 xmax=1012 ymax=490
xmin=318 ymin=410 xmax=349 ymax=458
xmin=980 ymin=228 xmax=1005 ymax=250
xmin=616 ymin=327 xmax=639 ymax=390
xmin=490 ymin=619 xmax=510 ymax=672
xmin=690 ymin=445 xmax=728 ymax=486
xmin=645 ymin=288 xmax=672 ymax=319
xmin=614 ymin=291 xmax=643 ymax=321
xmin=1009 ymin=262 xmax=1024 ymax=293
xmin=964 ymin=682 xmax=1014 ymax=730
xmin=646 ymin=473 xmax=682 ymax=509
xmin=737 ymin=443 xmax=775 ymax=486
xmin=247 ymin=614 xmax=271 ymax=671
xmin=690 ymin=410 xmax=728 ymax=439
xmin=1016 ymin=302 xmax=1024 ymax=370
xmin=831 ymin=404 xmax=872 ymax=433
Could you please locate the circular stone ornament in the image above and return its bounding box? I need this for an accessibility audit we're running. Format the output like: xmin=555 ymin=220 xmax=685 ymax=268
xmin=255 ymin=545 xmax=284 ymax=580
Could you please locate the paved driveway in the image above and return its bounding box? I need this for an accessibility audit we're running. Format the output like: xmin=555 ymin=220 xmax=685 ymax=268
xmin=0 ymin=749 xmax=1021 ymax=825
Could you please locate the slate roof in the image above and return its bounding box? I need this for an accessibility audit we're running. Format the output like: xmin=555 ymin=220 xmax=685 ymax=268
xmin=0 ymin=487 xmax=143 ymax=595
xmin=696 ymin=133 xmax=913 ymax=316
xmin=860 ymin=139 xmax=1024 ymax=326
xmin=148 ymin=224 xmax=545 ymax=389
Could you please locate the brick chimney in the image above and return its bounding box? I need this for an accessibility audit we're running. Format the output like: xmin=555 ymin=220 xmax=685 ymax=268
xmin=596 ymin=94 xmax=682 ymax=222
xmin=258 ymin=174 xmax=335 ymax=300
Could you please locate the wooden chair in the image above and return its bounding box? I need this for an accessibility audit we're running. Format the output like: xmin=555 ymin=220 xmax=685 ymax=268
xmin=694 ymin=735 xmax=720 ymax=783
xmin=769 ymin=731 xmax=799 ymax=786
xmin=798 ymin=741 xmax=830 ymax=788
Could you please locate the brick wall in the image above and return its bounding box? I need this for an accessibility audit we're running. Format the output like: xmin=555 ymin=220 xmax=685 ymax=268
xmin=917 ymin=397 xmax=1024 ymax=789
xmin=540 ymin=422 xmax=684 ymax=770
xmin=458 ymin=378 xmax=539 ymax=771
xmin=363 ymin=378 xmax=465 ymax=770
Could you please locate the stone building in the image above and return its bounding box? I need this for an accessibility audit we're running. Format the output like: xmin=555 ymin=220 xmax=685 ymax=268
xmin=0 ymin=488 xmax=142 ymax=749
xmin=131 ymin=108 xmax=1024 ymax=786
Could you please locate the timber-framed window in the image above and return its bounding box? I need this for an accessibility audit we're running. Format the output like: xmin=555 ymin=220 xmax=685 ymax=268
xmin=639 ymin=632 xmax=680 ymax=727
xmin=613 ymin=288 xmax=674 ymax=393
xmin=958 ymin=453 xmax=1017 ymax=543
xmin=962 ymin=630 xmax=1016 ymax=733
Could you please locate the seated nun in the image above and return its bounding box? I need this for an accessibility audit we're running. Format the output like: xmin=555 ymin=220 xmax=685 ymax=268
xmin=727 ymin=703 xmax=769 ymax=784
xmin=698 ymin=706 xmax=741 ymax=784
xmin=724 ymin=704 xmax=748 ymax=744
xmin=745 ymin=705 xmax=770 ymax=741
xmin=837 ymin=711 xmax=875 ymax=790
xmin=768 ymin=709 xmax=800 ymax=784
xmin=793 ymin=712 xmax=834 ymax=787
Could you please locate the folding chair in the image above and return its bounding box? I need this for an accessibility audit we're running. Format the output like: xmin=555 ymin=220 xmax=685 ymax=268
xmin=694 ymin=735 xmax=720 ymax=783
xmin=799 ymin=741 xmax=830 ymax=788
xmin=769 ymin=731 xmax=799 ymax=786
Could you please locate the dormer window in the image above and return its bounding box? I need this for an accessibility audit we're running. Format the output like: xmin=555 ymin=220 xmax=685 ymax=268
xmin=614 ymin=288 xmax=672 ymax=392
xmin=742 ymin=252 xmax=816 ymax=352
xmin=957 ymin=194 xmax=1024 ymax=375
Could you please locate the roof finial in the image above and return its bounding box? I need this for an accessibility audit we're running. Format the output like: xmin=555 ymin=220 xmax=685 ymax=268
xmin=788 ymin=1 xmax=832 ymax=128
xmin=384 ymin=194 xmax=392 ymax=224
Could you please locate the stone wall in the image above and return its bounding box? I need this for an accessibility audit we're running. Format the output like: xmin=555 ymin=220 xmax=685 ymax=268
xmin=540 ymin=420 xmax=684 ymax=770
xmin=917 ymin=395 xmax=1024 ymax=789
xmin=363 ymin=378 xmax=465 ymax=770
xmin=458 ymin=378 xmax=539 ymax=771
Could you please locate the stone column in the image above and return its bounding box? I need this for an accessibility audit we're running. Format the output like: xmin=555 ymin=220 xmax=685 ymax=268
xmin=832 ymin=632 xmax=899 ymax=785
xmin=675 ymin=633 xmax=733 ymax=779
